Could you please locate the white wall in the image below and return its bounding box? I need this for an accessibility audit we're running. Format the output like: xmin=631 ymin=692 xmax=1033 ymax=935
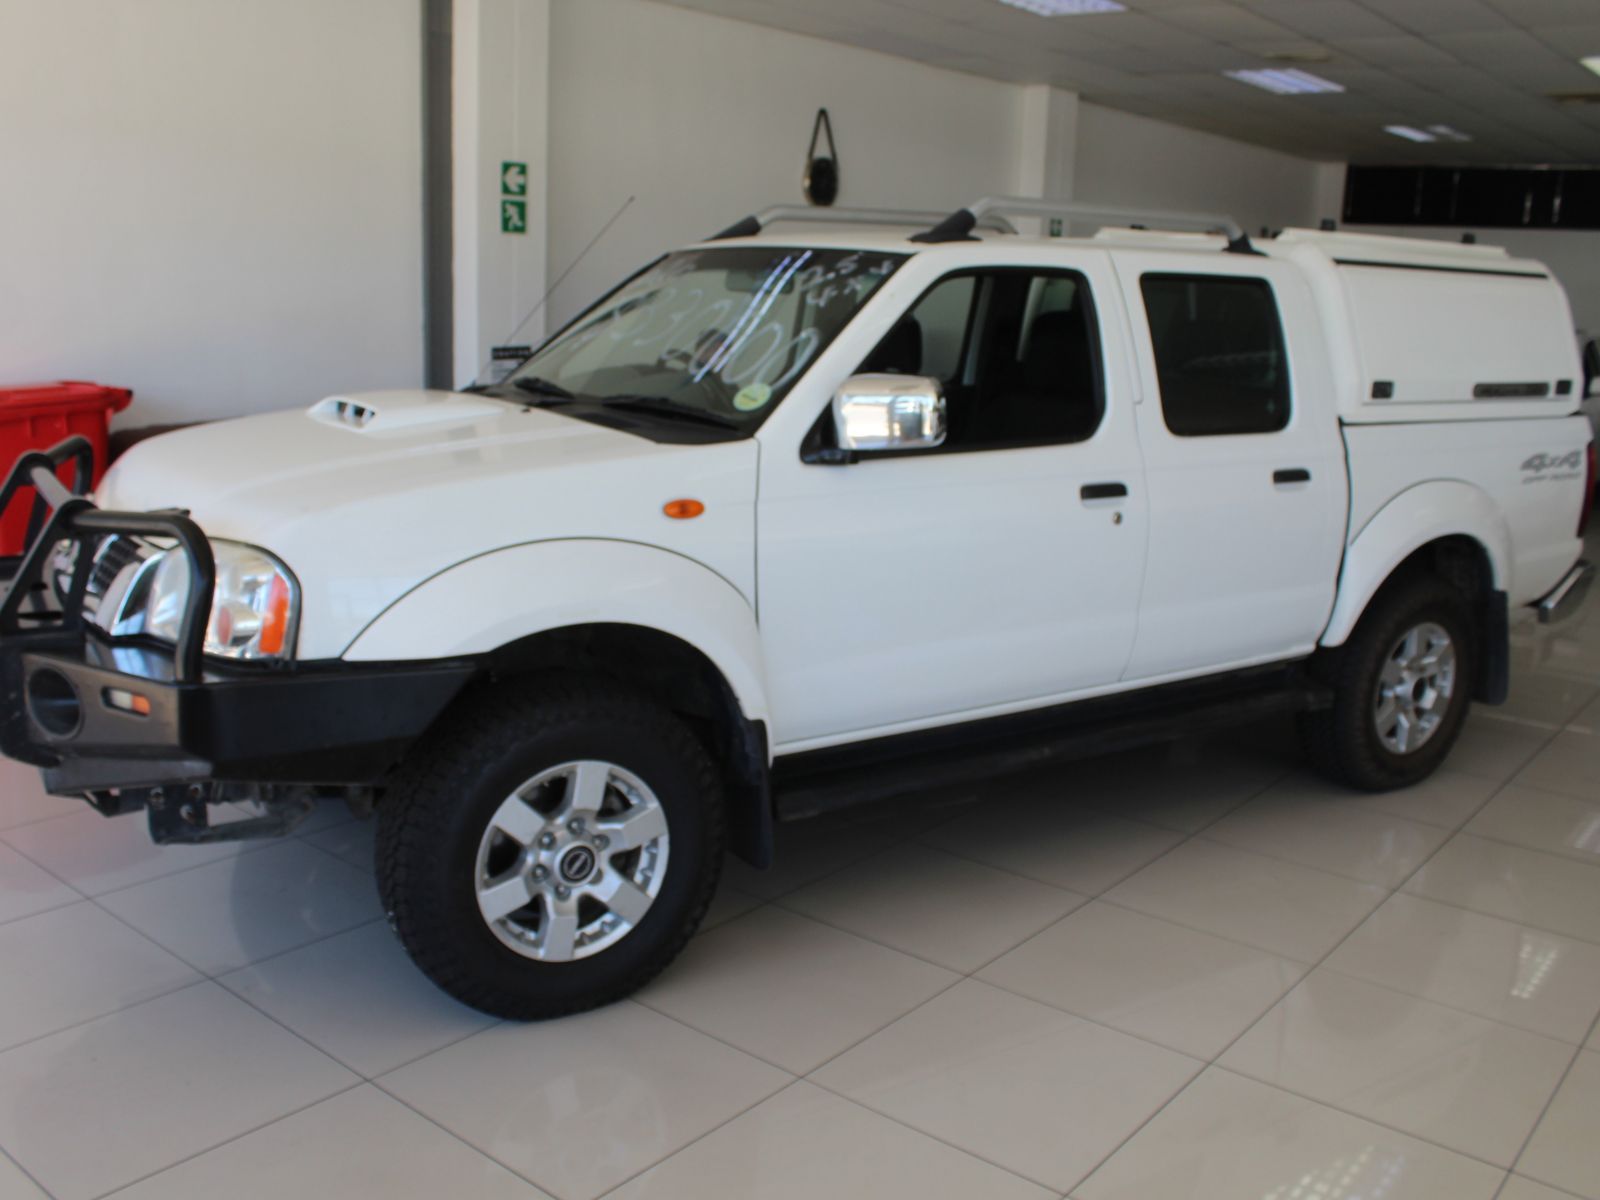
xmin=1075 ymin=102 xmax=1335 ymax=237
xmin=543 ymin=0 xmax=1029 ymax=328
xmin=0 ymin=0 xmax=424 ymax=427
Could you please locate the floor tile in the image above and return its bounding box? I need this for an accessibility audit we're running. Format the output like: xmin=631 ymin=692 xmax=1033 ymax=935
xmin=1405 ymin=835 xmax=1600 ymax=944
xmin=218 ymin=921 xmax=497 ymax=1077
xmin=780 ymin=844 xmax=1084 ymax=972
xmin=0 ymin=841 xmax=77 ymax=926
xmin=1467 ymin=784 xmax=1600 ymax=865
xmin=636 ymin=907 xmax=956 ymax=1073
xmin=0 ymin=901 xmax=198 ymax=1051
xmin=1513 ymin=729 xmax=1600 ymax=800
xmin=1344 ymin=768 xmax=1501 ymax=830
xmin=98 ymin=840 xmax=382 ymax=974
xmin=720 ymin=818 xmax=899 ymax=900
xmin=1447 ymin=715 xmax=1555 ymax=782
xmin=700 ymin=882 xmax=762 ymax=931
xmin=980 ymin=901 xmax=1307 ymax=1059
xmin=1202 ymin=783 xmax=1450 ymax=886
xmin=380 ymin=1002 xmax=789 ymax=1200
xmin=1500 ymin=1176 xmax=1586 ymax=1200
xmin=920 ymin=800 xmax=1185 ymax=895
xmin=0 ymin=982 xmax=355 ymax=1200
xmin=1518 ymin=1050 xmax=1600 ymax=1199
xmin=301 ymin=816 xmax=376 ymax=872
xmin=107 ymin=1085 xmax=550 ymax=1200
xmin=1073 ymin=741 xmax=1284 ymax=832
xmin=1498 ymin=669 xmax=1600 ymax=728
xmin=1219 ymin=969 xmax=1574 ymax=1166
xmin=2 ymin=806 xmax=252 ymax=896
xmin=0 ymin=759 xmax=77 ymax=831
xmin=1104 ymin=838 xmax=1386 ymax=960
xmin=813 ymin=979 xmax=1199 ymax=1192
xmin=608 ymin=1080 xmax=1052 ymax=1200
xmin=1072 ymin=1067 xmax=1505 ymax=1200
xmin=0 ymin=1152 xmax=46 ymax=1200
xmin=1325 ymin=893 xmax=1600 ymax=1044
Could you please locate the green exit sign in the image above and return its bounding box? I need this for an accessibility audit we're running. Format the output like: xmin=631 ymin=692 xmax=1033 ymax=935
xmin=501 ymin=161 xmax=527 ymax=196
xmin=501 ymin=199 xmax=526 ymax=234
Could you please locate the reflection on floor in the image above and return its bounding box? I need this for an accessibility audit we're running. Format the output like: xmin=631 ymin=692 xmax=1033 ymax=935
xmin=2 ymin=553 xmax=1600 ymax=1199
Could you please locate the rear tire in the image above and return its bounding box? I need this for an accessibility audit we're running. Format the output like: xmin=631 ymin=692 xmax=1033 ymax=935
xmin=1300 ymin=575 xmax=1473 ymax=791
xmin=376 ymin=678 xmax=723 ymax=1020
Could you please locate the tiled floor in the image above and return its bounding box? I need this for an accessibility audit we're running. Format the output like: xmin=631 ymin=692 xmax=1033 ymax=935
xmin=2 ymin=566 xmax=1599 ymax=1198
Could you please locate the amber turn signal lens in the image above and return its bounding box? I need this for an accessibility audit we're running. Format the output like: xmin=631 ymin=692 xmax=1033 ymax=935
xmin=662 ymin=499 xmax=705 ymax=520
xmin=257 ymin=574 xmax=292 ymax=656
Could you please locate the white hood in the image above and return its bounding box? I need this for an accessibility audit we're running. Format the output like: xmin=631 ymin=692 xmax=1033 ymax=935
xmin=98 ymin=390 xmax=758 ymax=658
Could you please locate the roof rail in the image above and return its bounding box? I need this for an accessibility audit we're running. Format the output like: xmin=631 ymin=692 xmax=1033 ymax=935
xmin=911 ymin=196 xmax=1257 ymax=255
xmin=709 ymin=204 xmax=1017 ymax=242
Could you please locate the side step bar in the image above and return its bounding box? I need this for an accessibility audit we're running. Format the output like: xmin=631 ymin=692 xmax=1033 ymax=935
xmin=772 ymin=673 xmax=1331 ymax=823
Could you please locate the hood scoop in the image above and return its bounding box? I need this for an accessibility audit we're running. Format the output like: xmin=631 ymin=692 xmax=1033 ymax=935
xmin=307 ymin=390 xmax=506 ymax=435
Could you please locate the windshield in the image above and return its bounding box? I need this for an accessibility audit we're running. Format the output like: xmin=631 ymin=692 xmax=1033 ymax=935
xmin=500 ymin=246 xmax=906 ymax=439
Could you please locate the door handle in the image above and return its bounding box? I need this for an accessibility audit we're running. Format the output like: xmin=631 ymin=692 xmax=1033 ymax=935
xmin=1080 ymin=482 xmax=1128 ymax=501
xmin=1273 ymin=468 xmax=1311 ymax=485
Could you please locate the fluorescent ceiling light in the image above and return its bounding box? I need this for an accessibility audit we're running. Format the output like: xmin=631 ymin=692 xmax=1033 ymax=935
xmin=997 ymin=0 xmax=1127 ymax=16
xmin=1226 ymin=68 xmax=1344 ymax=95
xmin=1427 ymin=124 xmax=1472 ymax=142
xmin=1385 ymin=125 xmax=1436 ymax=142
xmin=1582 ymin=56 xmax=1600 ymax=77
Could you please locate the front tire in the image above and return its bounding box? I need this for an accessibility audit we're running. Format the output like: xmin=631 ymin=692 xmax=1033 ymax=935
xmin=377 ymin=679 xmax=724 ymax=1019
xmin=1301 ymin=575 xmax=1474 ymax=791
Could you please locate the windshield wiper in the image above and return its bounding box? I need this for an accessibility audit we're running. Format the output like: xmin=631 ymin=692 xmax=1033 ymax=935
xmin=511 ymin=376 xmax=577 ymax=403
xmin=598 ymin=394 xmax=739 ymax=430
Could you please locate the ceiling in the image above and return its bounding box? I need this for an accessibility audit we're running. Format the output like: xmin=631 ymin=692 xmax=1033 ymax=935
xmin=656 ymin=0 xmax=1600 ymax=165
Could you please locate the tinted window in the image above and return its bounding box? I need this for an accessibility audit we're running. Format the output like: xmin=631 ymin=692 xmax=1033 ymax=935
xmin=850 ymin=269 xmax=1102 ymax=452
xmin=1141 ymin=274 xmax=1289 ymax=437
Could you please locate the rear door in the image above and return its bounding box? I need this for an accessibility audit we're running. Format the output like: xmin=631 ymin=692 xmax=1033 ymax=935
xmin=1113 ymin=252 xmax=1349 ymax=680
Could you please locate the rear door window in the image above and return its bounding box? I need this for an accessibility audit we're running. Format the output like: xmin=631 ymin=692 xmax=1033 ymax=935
xmin=1141 ymin=274 xmax=1290 ymax=436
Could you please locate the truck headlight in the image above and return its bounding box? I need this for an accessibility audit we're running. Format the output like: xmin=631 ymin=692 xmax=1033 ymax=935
xmin=118 ymin=540 xmax=298 ymax=661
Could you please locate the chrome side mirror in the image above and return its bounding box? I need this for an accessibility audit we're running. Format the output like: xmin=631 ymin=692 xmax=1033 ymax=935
xmin=832 ymin=374 xmax=947 ymax=454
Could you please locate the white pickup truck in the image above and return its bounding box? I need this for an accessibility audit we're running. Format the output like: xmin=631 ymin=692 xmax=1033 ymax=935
xmin=1 ymin=197 xmax=1593 ymax=1019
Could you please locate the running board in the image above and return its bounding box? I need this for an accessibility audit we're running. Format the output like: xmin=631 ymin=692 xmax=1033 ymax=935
xmin=772 ymin=672 xmax=1331 ymax=823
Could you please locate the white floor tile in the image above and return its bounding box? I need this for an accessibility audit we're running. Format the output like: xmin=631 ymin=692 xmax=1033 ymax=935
xmin=813 ymin=979 xmax=1200 ymax=1192
xmin=720 ymin=819 xmax=899 ymax=900
xmin=0 ymin=901 xmax=198 ymax=1051
xmin=98 ymin=840 xmax=382 ymax=974
xmin=380 ymin=1002 xmax=790 ymax=1200
xmin=700 ymin=882 xmax=762 ymax=931
xmin=300 ymin=816 xmax=376 ymax=872
xmin=0 ymin=841 xmax=77 ymax=926
xmin=780 ymin=843 xmax=1084 ymax=972
xmin=980 ymin=901 xmax=1307 ymax=1059
xmin=218 ymin=921 xmax=497 ymax=1077
xmin=1072 ymin=1067 xmax=1505 ymax=1200
xmin=1518 ymin=1050 xmax=1600 ymax=1199
xmin=1344 ymin=768 xmax=1501 ymax=830
xmin=1500 ymin=1176 xmax=1586 ymax=1200
xmin=0 ymin=982 xmax=355 ymax=1200
xmin=1405 ymin=835 xmax=1600 ymax=944
xmin=1325 ymin=893 xmax=1600 ymax=1044
xmin=1104 ymin=838 xmax=1386 ymax=960
xmin=608 ymin=1080 xmax=1052 ymax=1200
xmin=1073 ymin=741 xmax=1284 ymax=832
xmin=920 ymin=801 xmax=1185 ymax=895
xmin=636 ymin=906 xmax=956 ymax=1073
xmin=0 ymin=1152 xmax=46 ymax=1200
xmin=1203 ymin=783 xmax=1450 ymax=886
xmin=2 ymin=806 xmax=252 ymax=896
xmin=1498 ymin=670 xmax=1600 ymax=728
xmin=1513 ymin=729 xmax=1600 ymax=800
xmin=107 ymin=1085 xmax=550 ymax=1200
xmin=0 ymin=759 xmax=77 ymax=831
xmin=1466 ymin=784 xmax=1600 ymax=865
xmin=1219 ymin=969 xmax=1574 ymax=1166
xmin=1448 ymin=715 xmax=1555 ymax=782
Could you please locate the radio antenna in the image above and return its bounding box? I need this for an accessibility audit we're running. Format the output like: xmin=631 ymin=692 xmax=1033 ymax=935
xmin=499 ymin=194 xmax=635 ymax=348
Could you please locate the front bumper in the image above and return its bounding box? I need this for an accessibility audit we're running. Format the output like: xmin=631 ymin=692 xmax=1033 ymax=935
xmin=1537 ymin=559 xmax=1595 ymax=624
xmin=0 ymin=630 xmax=474 ymax=797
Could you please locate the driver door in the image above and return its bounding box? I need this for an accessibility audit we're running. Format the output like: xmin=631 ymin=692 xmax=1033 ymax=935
xmin=756 ymin=254 xmax=1149 ymax=751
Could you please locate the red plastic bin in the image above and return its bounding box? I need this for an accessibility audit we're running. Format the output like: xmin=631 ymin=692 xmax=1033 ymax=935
xmin=0 ymin=381 xmax=132 ymax=555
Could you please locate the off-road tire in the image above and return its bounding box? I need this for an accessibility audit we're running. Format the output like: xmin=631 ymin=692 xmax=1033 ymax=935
xmin=376 ymin=677 xmax=724 ymax=1019
xmin=1300 ymin=574 xmax=1474 ymax=791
